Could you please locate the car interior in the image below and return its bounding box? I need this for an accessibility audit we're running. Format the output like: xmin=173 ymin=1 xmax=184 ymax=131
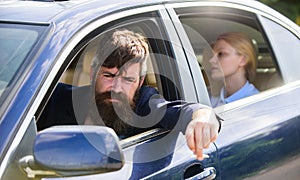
xmin=57 ymin=15 xmax=182 ymax=103
xmin=59 ymin=37 xmax=160 ymax=90
xmin=59 ymin=32 xmax=162 ymax=96
xmin=59 ymin=16 xmax=284 ymax=109
xmin=179 ymin=15 xmax=284 ymax=97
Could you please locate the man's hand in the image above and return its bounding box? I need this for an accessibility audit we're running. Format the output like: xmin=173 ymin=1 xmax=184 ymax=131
xmin=185 ymin=108 xmax=219 ymax=160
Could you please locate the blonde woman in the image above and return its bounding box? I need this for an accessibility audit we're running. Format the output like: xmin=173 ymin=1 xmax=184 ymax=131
xmin=209 ymin=32 xmax=259 ymax=107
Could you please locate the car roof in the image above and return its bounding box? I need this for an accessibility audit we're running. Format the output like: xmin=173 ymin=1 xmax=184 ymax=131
xmin=0 ymin=0 xmax=270 ymax=23
xmin=0 ymin=0 xmax=166 ymax=23
xmin=1 ymin=0 xmax=297 ymax=36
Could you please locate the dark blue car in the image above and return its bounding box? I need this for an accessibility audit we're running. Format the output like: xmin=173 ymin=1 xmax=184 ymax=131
xmin=1 ymin=0 xmax=300 ymax=179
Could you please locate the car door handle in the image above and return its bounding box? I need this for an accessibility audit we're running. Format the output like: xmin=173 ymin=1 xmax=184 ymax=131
xmin=185 ymin=167 xmax=216 ymax=180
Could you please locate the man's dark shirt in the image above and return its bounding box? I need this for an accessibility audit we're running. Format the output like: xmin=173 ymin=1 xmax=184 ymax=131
xmin=37 ymin=83 xmax=212 ymax=134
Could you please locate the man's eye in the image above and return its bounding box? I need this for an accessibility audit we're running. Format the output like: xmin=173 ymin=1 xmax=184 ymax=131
xmin=123 ymin=77 xmax=136 ymax=83
xmin=103 ymin=73 xmax=114 ymax=78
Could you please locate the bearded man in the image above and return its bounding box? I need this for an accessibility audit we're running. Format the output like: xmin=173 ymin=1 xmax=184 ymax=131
xmin=38 ymin=29 xmax=221 ymax=160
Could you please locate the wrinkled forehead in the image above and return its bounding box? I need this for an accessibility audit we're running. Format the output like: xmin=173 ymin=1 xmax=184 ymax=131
xmin=101 ymin=63 xmax=141 ymax=77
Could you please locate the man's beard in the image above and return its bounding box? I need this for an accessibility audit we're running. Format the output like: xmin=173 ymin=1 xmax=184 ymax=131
xmin=93 ymin=90 xmax=139 ymax=137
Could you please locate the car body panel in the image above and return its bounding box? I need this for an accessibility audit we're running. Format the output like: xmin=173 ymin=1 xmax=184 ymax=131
xmin=169 ymin=2 xmax=300 ymax=178
xmin=0 ymin=2 xmax=166 ymax=162
xmin=0 ymin=0 xmax=299 ymax=179
xmin=214 ymin=81 xmax=300 ymax=179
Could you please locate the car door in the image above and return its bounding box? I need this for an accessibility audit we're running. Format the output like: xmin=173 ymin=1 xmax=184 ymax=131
xmin=43 ymin=7 xmax=218 ymax=180
xmin=167 ymin=1 xmax=300 ymax=179
xmin=0 ymin=4 xmax=218 ymax=180
xmin=64 ymin=7 xmax=218 ymax=180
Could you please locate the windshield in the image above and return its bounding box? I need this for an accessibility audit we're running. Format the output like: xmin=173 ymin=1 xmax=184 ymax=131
xmin=0 ymin=23 xmax=46 ymax=100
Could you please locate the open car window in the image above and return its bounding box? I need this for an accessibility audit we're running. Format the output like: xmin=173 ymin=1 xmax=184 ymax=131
xmin=37 ymin=11 xmax=179 ymax=142
xmin=175 ymin=6 xmax=284 ymax=107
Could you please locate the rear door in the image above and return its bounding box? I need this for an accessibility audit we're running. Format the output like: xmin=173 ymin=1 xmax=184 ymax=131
xmin=167 ymin=1 xmax=300 ymax=179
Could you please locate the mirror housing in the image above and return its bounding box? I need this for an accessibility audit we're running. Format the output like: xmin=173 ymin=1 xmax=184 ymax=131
xmin=33 ymin=125 xmax=123 ymax=176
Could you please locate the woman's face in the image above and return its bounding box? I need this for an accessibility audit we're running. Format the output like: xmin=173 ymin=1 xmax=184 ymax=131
xmin=209 ymin=39 xmax=245 ymax=81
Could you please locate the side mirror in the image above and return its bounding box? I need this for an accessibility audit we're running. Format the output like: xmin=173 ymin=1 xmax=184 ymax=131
xmin=33 ymin=125 xmax=123 ymax=177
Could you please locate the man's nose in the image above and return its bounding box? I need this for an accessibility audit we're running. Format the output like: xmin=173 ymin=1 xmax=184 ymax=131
xmin=112 ymin=77 xmax=123 ymax=93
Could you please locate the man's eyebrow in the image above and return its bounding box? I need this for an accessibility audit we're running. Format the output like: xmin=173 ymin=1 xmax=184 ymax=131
xmin=101 ymin=70 xmax=115 ymax=75
xmin=123 ymin=76 xmax=137 ymax=80
xmin=100 ymin=71 xmax=117 ymax=77
xmin=101 ymin=69 xmax=139 ymax=78
xmin=123 ymin=72 xmax=140 ymax=78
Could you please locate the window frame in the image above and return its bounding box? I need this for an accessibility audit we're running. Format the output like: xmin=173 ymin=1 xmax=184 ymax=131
xmin=35 ymin=8 xmax=186 ymax=144
xmin=168 ymin=4 xmax=284 ymax=107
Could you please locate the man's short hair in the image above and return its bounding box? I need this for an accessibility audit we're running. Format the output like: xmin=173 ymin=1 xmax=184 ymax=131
xmin=92 ymin=29 xmax=149 ymax=77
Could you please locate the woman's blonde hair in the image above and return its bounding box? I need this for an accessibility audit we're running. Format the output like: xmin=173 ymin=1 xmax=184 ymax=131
xmin=217 ymin=32 xmax=257 ymax=82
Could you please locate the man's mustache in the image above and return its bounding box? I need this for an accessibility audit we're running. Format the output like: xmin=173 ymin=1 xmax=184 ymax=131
xmin=96 ymin=91 xmax=128 ymax=103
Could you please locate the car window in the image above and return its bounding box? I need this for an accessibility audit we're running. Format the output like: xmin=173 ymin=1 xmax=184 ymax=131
xmin=174 ymin=6 xmax=284 ymax=107
xmin=58 ymin=15 xmax=181 ymax=101
xmin=60 ymin=26 xmax=161 ymax=91
xmin=37 ymin=11 xmax=179 ymax=140
xmin=259 ymin=16 xmax=300 ymax=83
xmin=0 ymin=23 xmax=45 ymax=103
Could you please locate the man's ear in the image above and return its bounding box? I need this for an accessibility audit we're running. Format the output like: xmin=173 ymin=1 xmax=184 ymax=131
xmin=139 ymin=76 xmax=145 ymax=88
